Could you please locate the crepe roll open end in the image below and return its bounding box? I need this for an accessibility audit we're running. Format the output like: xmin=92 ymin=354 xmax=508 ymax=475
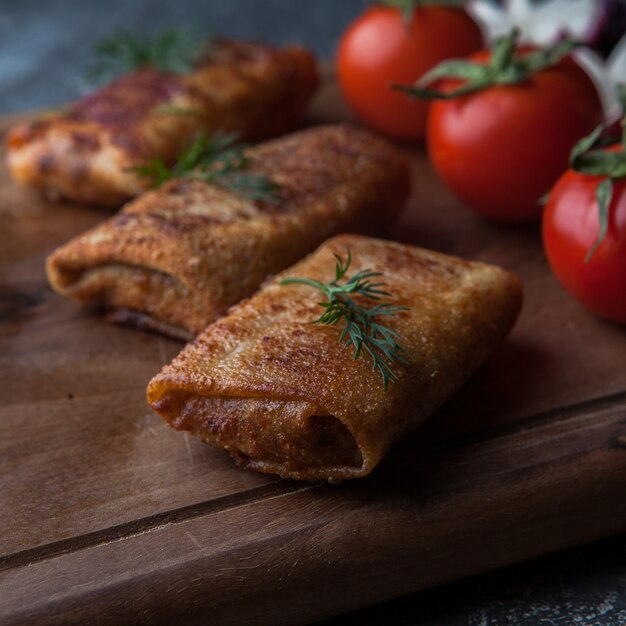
xmin=148 ymin=391 xmax=366 ymax=481
xmin=46 ymin=257 xmax=199 ymax=340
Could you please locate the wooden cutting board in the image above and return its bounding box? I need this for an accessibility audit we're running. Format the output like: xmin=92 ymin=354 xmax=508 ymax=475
xmin=1 ymin=78 xmax=626 ymax=626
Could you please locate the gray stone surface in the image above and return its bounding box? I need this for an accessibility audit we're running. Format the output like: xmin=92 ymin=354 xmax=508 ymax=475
xmin=317 ymin=535 xmax=626 ymax=626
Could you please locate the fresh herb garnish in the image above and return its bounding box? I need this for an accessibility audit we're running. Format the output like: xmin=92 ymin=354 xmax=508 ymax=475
xmin=88 ymin=27 xmax=210 ymax=82
xmin=281 ymin=251 xmax=409 ymax=390
xmin=131 ymin=132 xmax=281 ymax=203
xmin=150 ymin=104 xmax=203 ymax=117
xmin=394 ymin=28 xmax=578 ymax=100
xmin=37 ymin=106 xmax=68 ymax=118
xmin=568 ymin=120 xmax=626 ymax=262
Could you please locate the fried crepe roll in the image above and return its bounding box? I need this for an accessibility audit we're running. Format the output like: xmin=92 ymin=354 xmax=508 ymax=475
xmin=5 ymin=40 xmax=319 ymax=206
xmin=148 ymin=234 xmax=523 ymax=482
xmin=46 ymin=125 xmax=411 ymax=339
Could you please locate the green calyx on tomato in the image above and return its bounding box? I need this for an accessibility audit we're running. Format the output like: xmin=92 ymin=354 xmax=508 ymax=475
xmin=394 ymin=28 xmax=579 ymax=100
xmin=381 ymin=0 xmax=464 ymax=22
xmin=568 ymin=121 xmax=626 ymax=262
xmin=543 ymin=129 xmax=626 ymax=324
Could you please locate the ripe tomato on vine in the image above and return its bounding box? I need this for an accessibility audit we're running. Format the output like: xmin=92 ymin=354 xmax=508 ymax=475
xmin=396 ymin=30 xmax=605 ymax=221
xmin=337 ymin=2 xmax=483 ymax=142
xmin=543 ymin=126 xmax=626 ymax=324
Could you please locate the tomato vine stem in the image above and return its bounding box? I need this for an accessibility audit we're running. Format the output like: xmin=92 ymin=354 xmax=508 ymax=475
xmin=568 ymin=120 xmax=626 ymax=262
xmin=393 ymin=29 xmax=579 ymax=100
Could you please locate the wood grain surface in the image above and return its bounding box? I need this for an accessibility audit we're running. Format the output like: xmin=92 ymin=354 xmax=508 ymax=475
xmin=1 ymin=78 xmax=626 ymax=625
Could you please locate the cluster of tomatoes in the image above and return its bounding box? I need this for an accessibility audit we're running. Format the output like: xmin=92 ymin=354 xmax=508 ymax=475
xmin=337 ymin=3 xmax=626 ymax=325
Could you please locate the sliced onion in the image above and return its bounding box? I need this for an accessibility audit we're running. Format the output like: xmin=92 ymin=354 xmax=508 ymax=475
xmin=467 ymin=0 xmax=623 ymax=123
xmin=468 ymin=0 xmax=607 ymax=46
xmin=574 ymin=48 xmax=622 ymax=124
xmin=608 ymin=33 xmax=626 ymax=86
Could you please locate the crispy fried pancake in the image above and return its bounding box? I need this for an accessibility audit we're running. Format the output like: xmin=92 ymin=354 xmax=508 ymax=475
xmin=6 ymin=40 xmax=319 ymax=206
xmin=46 ymin=125 xmax=412 ymax=337
xmin=148 ymin=234 xmax=523 ymax=482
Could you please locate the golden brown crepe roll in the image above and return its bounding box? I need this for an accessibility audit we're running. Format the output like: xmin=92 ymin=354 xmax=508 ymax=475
xmin=46 ymin=125 xmax=411 ymax=339
xmin=147 ymin=234 xmax=523 ymax=482
xmin=5 ymin=39 xmax=319 ymax=206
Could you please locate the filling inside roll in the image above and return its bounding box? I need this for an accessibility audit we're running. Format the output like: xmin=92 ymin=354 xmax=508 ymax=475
xmin=151 ymin=392 xmax=364 ymax=475
xmin=51 ymin=262 xmax=186 ymax=296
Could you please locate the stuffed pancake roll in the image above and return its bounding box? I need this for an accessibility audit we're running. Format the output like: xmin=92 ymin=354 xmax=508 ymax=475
xmin=5 ymin=39 xmax=319 ymax=206
xmin=46 ymin=125 xmax=412 ymax=339
xmin=147 ymin=234 xmax=523 ymax=482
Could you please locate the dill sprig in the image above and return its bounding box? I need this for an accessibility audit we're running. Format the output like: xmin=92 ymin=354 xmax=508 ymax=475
xmin=150 ymin=104 xmax=203 ymax=117
xmin=130 ymin=132 xmax=281 ymax=203
xmin=88 ymin=27 xmax=210 ymax=82
xmin=281 ymin=251 xmax=409 ymax=390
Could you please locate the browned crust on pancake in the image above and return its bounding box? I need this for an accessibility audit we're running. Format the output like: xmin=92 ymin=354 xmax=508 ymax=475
xmin=147 ymin=234 xmax=523 ymax=482
xmin=5 ymin=39 xmax=319 ymax=206
xmin=46 ymin=125 xmax=412 ymax=336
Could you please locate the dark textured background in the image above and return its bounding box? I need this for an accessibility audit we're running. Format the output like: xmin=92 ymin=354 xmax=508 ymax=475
xmin=0 ymin=0 xmax=365 ymax=113
xmin=1 ymin=1 xmax=625 ymax=623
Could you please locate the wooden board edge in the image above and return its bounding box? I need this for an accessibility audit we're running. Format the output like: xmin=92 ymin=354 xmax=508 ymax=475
xmin=1 ymin=403 xmax=625 ymax=625
xmin=3 ymin=389 xmax=625 ymax=568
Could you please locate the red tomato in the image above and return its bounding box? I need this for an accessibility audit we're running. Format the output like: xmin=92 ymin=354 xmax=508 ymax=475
xmin=337 ymin=6 xmax=483 ymax=142
xmin=427 ymin=50 xmax=604 ymax=222
xmin=543 ymin=152 xmax=626 ymax=324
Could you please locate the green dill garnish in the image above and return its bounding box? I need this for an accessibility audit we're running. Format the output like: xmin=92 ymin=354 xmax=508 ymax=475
xmin=150 ymin=104 xmax=203 ymax=117
xmin=88 ymin=27 xmax=211 ymax=83
xmin=130 ymin=132 xmax=281 ymax=203
xmin=281 ymin=251 xmax=409 ymax=390
xmin=36 ymin=106 xmax=68 ymax=118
